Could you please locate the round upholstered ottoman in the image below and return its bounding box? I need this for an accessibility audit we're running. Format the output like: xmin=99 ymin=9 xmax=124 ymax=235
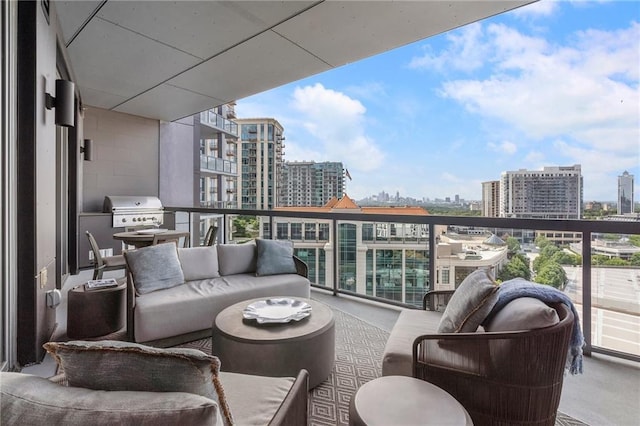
xmin=213 ymin=297 xmax=335 ymax=389
xmin=349 ymin=376 xmax=473 ymax=425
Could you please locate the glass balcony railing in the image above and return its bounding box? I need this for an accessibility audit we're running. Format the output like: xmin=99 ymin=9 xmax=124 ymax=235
xmin=200 ymin=155 xmax=237 ymax=175
xmin=165 ymin=205 xmax=640 ymax=363
xmin=199 ymin=110 xmax=239 ymax=137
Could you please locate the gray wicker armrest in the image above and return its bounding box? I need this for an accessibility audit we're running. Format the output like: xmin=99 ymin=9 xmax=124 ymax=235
xmin=293 ymin=256 xmax=309 ymax=278
xmin=269 ymin=369 xmax=309 ymax=426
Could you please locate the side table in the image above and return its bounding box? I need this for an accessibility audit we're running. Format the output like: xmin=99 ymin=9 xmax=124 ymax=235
xmin=67 ymin=280 xmax=126 ymax=339
xmin=349 ymin=375 xmax=473 ymax=425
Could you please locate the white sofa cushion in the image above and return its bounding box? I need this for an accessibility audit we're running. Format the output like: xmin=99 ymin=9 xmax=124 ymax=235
xmin=217 ymin=242 xmax=257 ymax=275
xmin=484 ymin=297 xmax=559 ymax=332
xmin=133 ymin=274 xmax=310 ymax=343
xmin=220 ymin=372 xmax=296 ymax=426
xmin=179 ymin=246 xmax=220 ymax=281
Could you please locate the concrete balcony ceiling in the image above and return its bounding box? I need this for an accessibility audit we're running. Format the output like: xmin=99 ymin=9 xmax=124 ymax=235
xmin=56 ymin=0 xmax=534 ymax=122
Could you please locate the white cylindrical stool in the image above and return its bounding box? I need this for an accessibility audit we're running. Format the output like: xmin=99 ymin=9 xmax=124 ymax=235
xmin=349 ymin=375 xmax=473 ymax=425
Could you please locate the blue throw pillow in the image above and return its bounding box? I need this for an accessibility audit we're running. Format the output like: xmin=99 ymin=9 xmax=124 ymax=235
xmin=124 ymin=243 xmax=185 ymax=295
xmin=255 ymin=239 xmax=297 ymax=276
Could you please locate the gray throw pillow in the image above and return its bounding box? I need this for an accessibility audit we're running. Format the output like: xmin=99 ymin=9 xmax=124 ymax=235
xmin=484 ymin=297 xmax=559 ymax=332
xmin=217 ymin=242 xmax=257 ymax=275
xmin=178 ymin=246 xmax=220 ymax=281
xmin=437 ymin=269 xmax=499 ymax=333
xmin=255 ymin=239 xmax=297 ymax=276
xmin=43 ymin=340 xmax=233 ymax=426
xmin=124 ymin=243 xmax=184 ymax=295
xmin=1 ymin=372 xmax=221 ymax=425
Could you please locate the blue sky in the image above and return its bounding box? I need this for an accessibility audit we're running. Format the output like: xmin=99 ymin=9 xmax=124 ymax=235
xmin=236 ymin=0 xmax=639 ymax=202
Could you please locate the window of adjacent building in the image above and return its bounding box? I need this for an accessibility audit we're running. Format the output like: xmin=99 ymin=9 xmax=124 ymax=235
xmin=304 ymin=223 xmax=316 ymax=240
xmin=294 ymin=248 xmax=317 ymax=285
xmin=366 ymin=249 xmax=374 ymax=296
xmin=441 ymin=269 xmax=450 ymax=285
xmin=338 ymin=223 xmax=357 ymax=291
xmin=375 ymin=249 xmax=403 ymax=302
xmin=318 ymin=249 xmax=326 ymax=286
xmin=277 ymin=223 xmax=289 ymax=240
xmin=362 ymin=223 xmax=374 ymax=241
xmin=291 ymin=223 xmax=302 ymax=240
xmin=319 ymin=223 xmax=329 ymax=241
xmin=268 ymin=124 xmax=274 ymax=141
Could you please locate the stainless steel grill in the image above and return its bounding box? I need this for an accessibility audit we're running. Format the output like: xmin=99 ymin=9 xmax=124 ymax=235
xmin=103 ymin=195 xmax=164 ymax=228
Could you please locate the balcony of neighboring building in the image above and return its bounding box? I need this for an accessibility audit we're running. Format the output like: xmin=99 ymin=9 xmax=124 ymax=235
xmin=199 ymin=109 xmax=239 ymax=138
xmin=200 ymin=155 xmax=237 ymax=175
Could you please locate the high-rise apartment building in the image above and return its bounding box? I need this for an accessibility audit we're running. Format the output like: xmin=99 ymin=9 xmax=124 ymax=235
xmin=236 ymin=118 xmax=285 ymax=210
xmin=481 ymin=180 xmax=500 ymax=217
xmin=198 ymin=104 xmax=239 ymax=209
xmin=280 ymin=161 xmax=345 ymax=207
xmin=499 ymin=165 xmax=583 ymax=219
xmin=618 ymin=171 xmax=635 ymax=214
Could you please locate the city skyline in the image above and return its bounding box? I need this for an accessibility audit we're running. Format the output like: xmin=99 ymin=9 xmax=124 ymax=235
xmin=236 ymin=0 xmax=639 ymax=202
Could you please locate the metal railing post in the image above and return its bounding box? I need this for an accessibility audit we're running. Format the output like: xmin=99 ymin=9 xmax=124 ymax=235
xmin=582 ymin=231 xmax=592 ymax=356
xmin=333 ymin=218 xmax=338 ymax=296
xmin=429 ymin=223 xmax=436 ymax=292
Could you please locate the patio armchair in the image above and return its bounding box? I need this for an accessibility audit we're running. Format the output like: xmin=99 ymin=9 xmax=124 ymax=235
xmin=203 ymin=225 xmax=218 ymax=246
xmin=86 ymin=231 xmax=126 ymax=280
xmin=2 ymin=341 xmax=309 ymax=425
xmin=412 ymin=301 xmax=574 ymax=426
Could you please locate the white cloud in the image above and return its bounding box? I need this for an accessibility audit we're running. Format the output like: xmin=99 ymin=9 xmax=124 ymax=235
xmin=488 ymin=140 xmax=518 ymax=155
xmin=525 ymin=150 xmax=546 ymax=164
xmin=511 ymin=0 xmax=559 ymax=18
xmin=345 ymin=81 xmax=387 ymax=102
xmin=408 ymin=23 xmax=488 ymax=73
xmin=437 ymin=20 xmax=639 ymax=178
xmin=290 ymin=83 xmax=384 ymax=172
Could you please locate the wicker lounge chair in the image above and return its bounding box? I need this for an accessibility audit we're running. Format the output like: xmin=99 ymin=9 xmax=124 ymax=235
xmin=412 ymin=301 xmax=574 ymax=426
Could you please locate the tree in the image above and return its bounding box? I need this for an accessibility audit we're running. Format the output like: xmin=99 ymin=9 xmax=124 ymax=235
xmin=535 ymin=235 xmax=552 ymax=250
xmin=535 ymin=263 xmax=567 ymax=289
xmin=498 ymin=254 xmax=531 ymax=281
xmin=540 ymin=244 xmax=560 ymax=258
xmin=551 ymin=250 xmax=580 ymax=266
xmin=532 ymin=254 xmax=548 ymax=273
xmin=630 ymin=252 xmax=640 ymax=266
xmin=505 ymin=237 xmax=521 ymax=255
xmin=604 ymin=257 xmax=628 ymax=266
xmin=591 ymin=254 xmax=610 ymax=266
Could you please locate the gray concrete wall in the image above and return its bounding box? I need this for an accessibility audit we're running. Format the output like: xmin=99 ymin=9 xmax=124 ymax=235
xmin=82 ymin=107 xmax=159 ymax=212
xmin=16 ymin=0 xmax=60 ymax=364
xmin=159 ymin=116 xmax=196 ymax=207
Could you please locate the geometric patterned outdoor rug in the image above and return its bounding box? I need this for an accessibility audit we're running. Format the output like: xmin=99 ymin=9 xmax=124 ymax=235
xmin=175 ymin=306 xmax=586 ymax=425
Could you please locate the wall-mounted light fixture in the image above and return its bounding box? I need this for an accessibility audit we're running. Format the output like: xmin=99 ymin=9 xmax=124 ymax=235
xmin=81 ymin=139 xmax=94 ymax=161
xmin=45 ymin=79 xmax=75 ymax=127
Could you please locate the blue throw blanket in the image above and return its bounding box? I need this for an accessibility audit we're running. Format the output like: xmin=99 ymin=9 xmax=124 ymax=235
xmin=484 ymin=278 xmax=584 ymax=375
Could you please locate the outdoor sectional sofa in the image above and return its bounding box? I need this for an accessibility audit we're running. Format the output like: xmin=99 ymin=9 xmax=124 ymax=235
xmin=2 ymin=340 xmax=309 ymax=425
xmin=123 ymin=239 xmax=311 ymax=346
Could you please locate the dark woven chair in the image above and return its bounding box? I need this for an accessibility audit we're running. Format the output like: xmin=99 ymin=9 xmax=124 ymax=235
xmin=422 ymin=289 xmax=455 ymax=311
xmin=412 ymin=302 xmax=574 ymax=426
xmin=86 ymin=231 xmax=126 ymax=280
xmin=203 ymin=225 xmax=218 ymax=246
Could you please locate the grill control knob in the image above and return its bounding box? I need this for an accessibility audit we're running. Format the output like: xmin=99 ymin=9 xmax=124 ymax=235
xmin=122 ymin=218 xmax=127 ymax=223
